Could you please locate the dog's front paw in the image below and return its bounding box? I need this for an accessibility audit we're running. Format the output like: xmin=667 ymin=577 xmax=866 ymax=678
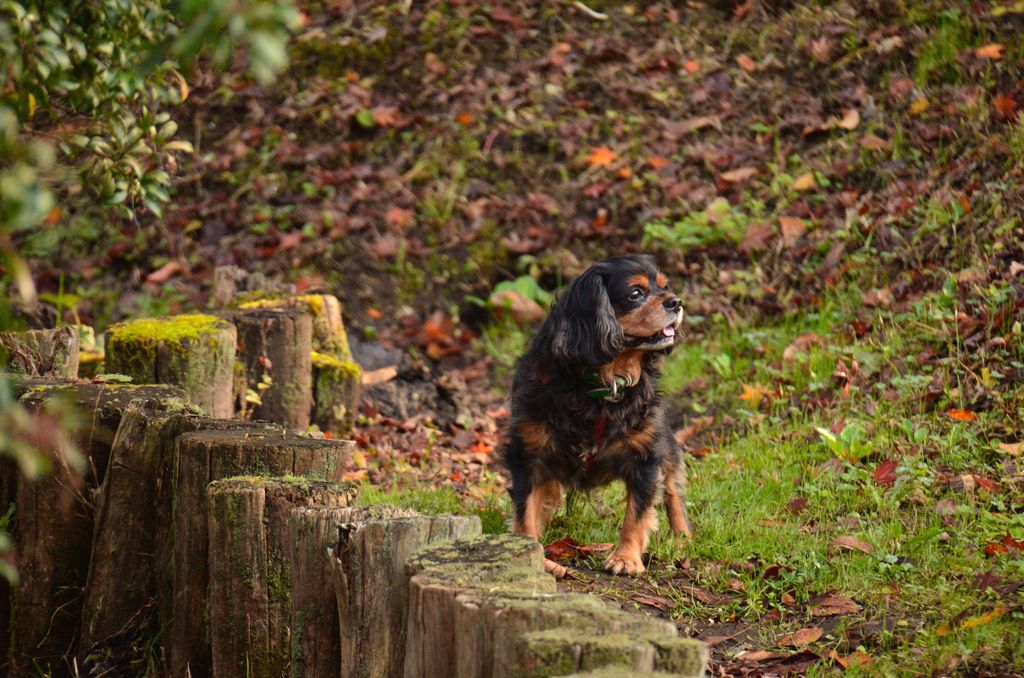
xmin=603 ymin=549 xmax=645 ymax=576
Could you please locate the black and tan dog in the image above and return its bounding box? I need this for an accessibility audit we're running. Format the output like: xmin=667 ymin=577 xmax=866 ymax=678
xmin=500 ymin=254 xmax=692 ymax=576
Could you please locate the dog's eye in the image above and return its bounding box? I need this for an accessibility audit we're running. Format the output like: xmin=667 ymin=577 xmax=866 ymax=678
xmin=628 ymin=287 xmax=645 ymax=301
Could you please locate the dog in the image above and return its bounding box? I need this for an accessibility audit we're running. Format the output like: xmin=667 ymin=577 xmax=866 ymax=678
xmin=500 ymin=254 xmax=692 ymax=576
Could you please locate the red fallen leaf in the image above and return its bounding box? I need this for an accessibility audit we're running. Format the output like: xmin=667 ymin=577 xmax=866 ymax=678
xmin=647 ymin=155 xmax=671 ymax=170
xmin=739 ymin=221 xmax=774 ymax=253
xmin=1004 ymin=534 xmax=1024 ymax=551
xmin=831 ymin=536 xmax=874 ymax=554
xmin=974 ymin=476 xmax=1000 ymax=493
xmin=778 ymin=626 xmax=823 ymax=647
xmin=146 ymin=261 xmax=181 ymax=284
xmin=689 ymin=447 xmax=712 ymax=458
xmin=736 ymin=54 xmax=756 ymax=72
xmin=543 ymin=537 xmax=613 ymax=560
xmin=278 ymin=231 xmax=302 ymax=251
xmin=829 ymin=649 xmax=872 ymax=667
xmin=985 ymin=541 xmax=1010 ymax=556
xmin=993 ymin=94 xmax=1018 ymax=120
xmin=874 ymin=459 xmax=898 ymax=487
xmin=469 ymin=438 xmax=493 ymax=455
xmin=946 ymin=409 xmax=978 ymax=422
xmin=448 ymin=470 xmax=464 ymax=483
xmin=631 ymin=593 xmax=676 ymax=612
xmin=586 ymin=146 xmax=616 ymax=168
xmin=683 ymin=59 xmax=700 ymax=74
xmin=385 ymin=207 xmax=416 ymax=230
xmin=371 ymin=105 xmax=401 ymax=127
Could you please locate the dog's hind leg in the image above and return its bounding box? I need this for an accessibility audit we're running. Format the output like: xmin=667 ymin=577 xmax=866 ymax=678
xmin=513 ymin=478 xmax=563 ymax=539
xmin=662 ymin=458 xmax=693 ymax=538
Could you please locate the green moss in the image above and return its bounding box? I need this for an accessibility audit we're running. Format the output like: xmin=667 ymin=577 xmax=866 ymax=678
xmin=107 ymin=314 xmax=227 ymax=345
xmin=310 ymin=351 xmax=361 ymax=379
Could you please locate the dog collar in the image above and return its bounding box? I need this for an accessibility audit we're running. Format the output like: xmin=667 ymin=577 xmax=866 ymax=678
xmin=587 ymin=373 xmax=630 ymax=402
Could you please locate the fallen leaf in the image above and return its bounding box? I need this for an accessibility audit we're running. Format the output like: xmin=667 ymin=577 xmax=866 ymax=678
xmin=836 ymin=108 xmax=860 ymax=130
xmin=782 ymin=332 xmax=823 ymax=364
xmin=993 ymin=94 xmax=1018 ymax=120
xmin=792 ymin=172 xmax=816 ymax=191
xmin=586 ymin=146 xmax=617 ymax=168
xmin=647 ymin=155 xmax=671 ymax=170
xmin=544 ymin=536 xmax=614 ymax=560
xmin=998 ymin=442 xmax=1024 ymax=457
xmin=739 ymin=650 xmax=786 ymax=663
xmin=938 ymin=607 xmax=1007 ymax=636
xmin=946 ymin=409 xmax=978 ymax=422
xmin=975 ymin=43 xmax=1005 ymax=60
xmin=677 ymin=585 xmax=731 ymax=606
xmin=632 ymin=593 xmax=676 ymax=612
xmin=740 ymin=221 xmax=774 ymax=253
xmin=362 ymin=365 xmax=398 ymax=386
xmin=736 ymin=54 xmax=756 ymax=72
xmin=860 ymin=134 xmax=891 ymax=151
xmin=934 ymin=498 xmax=956 ymax=517
xmin=808 ymin=591 xmax=861 ymax=616
xmin=455 ymin=111 xmax=474 ymax=125
xmin=788 ymin=497 xmax=809 ymax=515
xmin=873 ymin=459 xmax=898 ymax=487
xmin=739 ymin=383 xmax=770 ymax=406
xmin=781 ymin=592 xmax=796 ymax=604
xmin=385 ymin=207 xmax=416 ymax=230
xmin=829 ymin=649 xmax=872 ymax=667
xmin=779 ymin=215 xmax=807 ymax=248
xmin=778 ymin=627 xmax=823 ymax=647
xmin=683 ymin=59 xmax=700 ymax=74
xmin=146 ymin=261 xmax=181 ymax=284
xmin=809 ymin=36 xmax=833 ymax=63
xmin=371 ymin=105 xmax=400 ymax=127
xmin=720 ymin=166 xmax=759 ymax=183
xmin=910 ymin=98 xmax=930 ymax=115
xmin=489 ymin=290 xmax=545 ymax=324
xmin=831 ymin=536 xmax=874 ymax=554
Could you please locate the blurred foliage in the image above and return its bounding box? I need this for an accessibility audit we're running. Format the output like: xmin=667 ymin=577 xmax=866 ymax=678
xmin=0 ymin=0 xmax=298 ymax=583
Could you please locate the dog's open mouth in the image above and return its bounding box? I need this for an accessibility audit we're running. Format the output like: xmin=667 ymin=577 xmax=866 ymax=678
xmin=626 ymin=323 xmax=676 ymax=348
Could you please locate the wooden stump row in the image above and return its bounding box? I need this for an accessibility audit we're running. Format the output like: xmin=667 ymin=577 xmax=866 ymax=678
xmin=101 ymin=294 xmax=361 ymax=434
xmin=405 ymin=535 xmax=708 ymax=678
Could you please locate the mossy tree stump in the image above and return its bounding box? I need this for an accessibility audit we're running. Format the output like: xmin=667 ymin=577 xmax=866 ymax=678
xmin=9 ymin=383 xmax=187 ymax=675
xmin=168 ymin=429 xmax=353 ymax=678
xmin=404 ymin=535 xmax=708 ymax=678
xmin=238 ymin=295 xmax=361 ymax=434
xmin=329 ymin=508 xmax=480 ymax=678
xmin=206 ymin=478 xmax=358 ymax=678
xmin=80 ymin=407 xmax=276 ymax=658
xmin=105 ymin=314 xmax=237 ymax=417
xmin=232 ymin=307 xmax=313 ymax=428
xmin=0 ymin=326 xmax=79 ymax=378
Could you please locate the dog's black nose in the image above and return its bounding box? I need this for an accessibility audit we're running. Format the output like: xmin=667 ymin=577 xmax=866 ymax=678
xmin=663 ymin=296 xmax=682 ymax=313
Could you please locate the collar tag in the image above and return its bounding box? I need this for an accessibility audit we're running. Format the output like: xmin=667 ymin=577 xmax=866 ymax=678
xmin=587 ymin=374 xmax=629 ymax=402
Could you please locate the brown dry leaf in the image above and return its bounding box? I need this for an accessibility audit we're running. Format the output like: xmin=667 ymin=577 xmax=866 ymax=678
xmin=778 ymin=627 xmax=823 ymax=647
xmin=836 ymin=108 xmax=860 ymax=130
xmin=586 ymin=146 xmax=617 ymax=168
xmin=371 ymin=105 xmax=400 ymax=127
xmin=808 ymin=591 xmax=861 ymax=617
xmin=793 ymin=172 xmax=816 ymax=191
xmin=860 ymin=134 xmax=891 ymax=151
xmin=998 ymin=442 xmax=1023 ymax=457
xmin=782 ymin=333 xmax=823 ymax=365
xmin=739 ymin=650 xmax=786 ymax=663
xmin=631 ymin=593 xmax=676 ymax=612
xmin=975 ymin=43 xmax=1006 ymax=60
xmin=720 ymin=166 xmax=759 ymax=183
xmin=829 ymin=649 xmax=872 ymax=667
xmin=779 ymin=215 xmax=807 ymax=248
xmin=647 ymin=155 xmax=671 ymax=170
xmin=781 ymin=592 xmax=796 ymax=605
xmin=740 ymin=221 xmax=775 ymax=253
xmin=736 ymin=54 xmax=756 ymax=72
xmin=831 ymin=536 xmax=874 ymax=554
xmin=362 ymin=365 xmax=398 ymax=386
xmin=809 ymin=36 xmax=833 ymax=63
xmin=146 ymin=261 xmax=181 ymax=284
xmin=489 ymin=290 xmax=545 ymax=324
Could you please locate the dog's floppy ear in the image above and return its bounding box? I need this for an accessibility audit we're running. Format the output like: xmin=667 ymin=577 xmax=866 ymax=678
xmin=549 ymin=266 xmax=623 ymax=366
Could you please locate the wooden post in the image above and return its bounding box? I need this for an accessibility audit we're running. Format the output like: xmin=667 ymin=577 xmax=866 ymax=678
xmin=330 ymin=508 xmax=480 ymax=678
xmin=206 ymin=478 xmax=358 ymax=678
xmin=237 ymin=295 xmax=361 ymax=434
xmin=168 ymin=429 xmax=353 ymax=678
xmin=0 ymin=327 xmax=79 ymax=378
xmin=80 ymin=407 xmax=275 ymax=657
xmin=9 ymin=383 xmax=187 ymax=675
xmin=403 ymin=535 xmax=708 ymax=678
xmin=105 ymin=314 xmax=237 ymax=417
xmin=232 ymin=307 xmax=313 ymax=428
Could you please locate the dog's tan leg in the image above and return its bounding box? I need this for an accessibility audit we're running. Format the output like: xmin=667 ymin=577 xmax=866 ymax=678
xmin=604 ymin=488 xmax=658 ymax=575
xmin=512 ymin=479 xmax=566 ymax=576
xmin=662 ymin=459 xmax=693 ymax=538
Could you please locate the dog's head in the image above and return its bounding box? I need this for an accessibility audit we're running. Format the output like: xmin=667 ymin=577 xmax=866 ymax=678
xmin=547 ymin=255 xmax=683 ymax=367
